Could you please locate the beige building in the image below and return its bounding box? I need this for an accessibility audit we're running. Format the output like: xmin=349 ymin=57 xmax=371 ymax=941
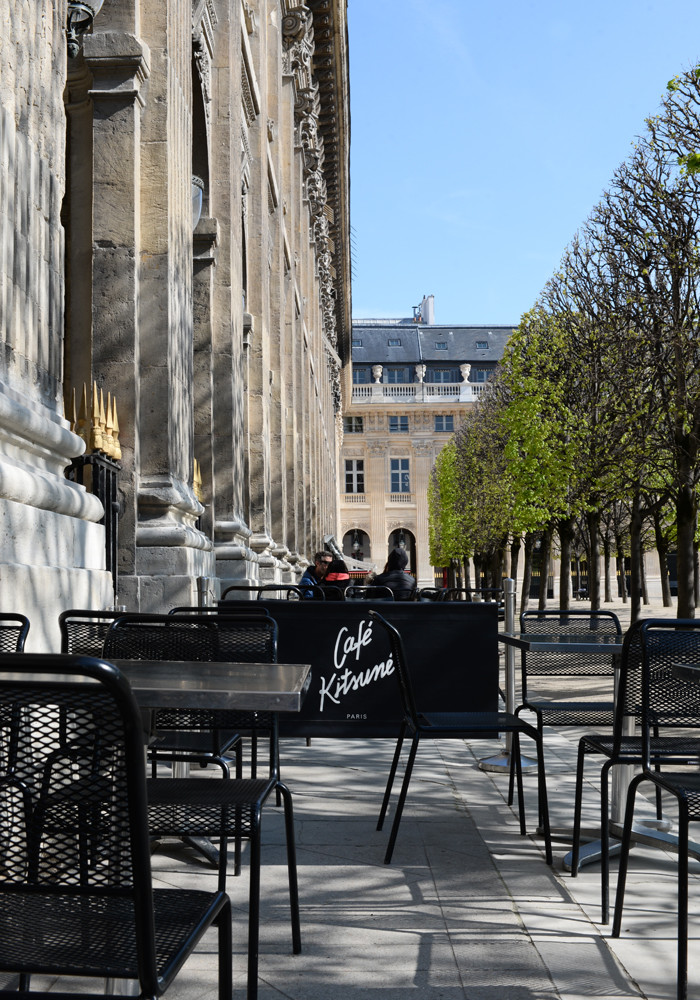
xmin=0 ymin=0 xmax=350 ymax=649
xmin=339 ymin=298 xmax=513 ymax=587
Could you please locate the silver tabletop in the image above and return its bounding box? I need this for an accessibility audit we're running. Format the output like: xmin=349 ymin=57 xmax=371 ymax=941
xmin=110 ymin=659 xmax=312 ymax=713
xmin=499 ymin=632 xmax=623 ymax=655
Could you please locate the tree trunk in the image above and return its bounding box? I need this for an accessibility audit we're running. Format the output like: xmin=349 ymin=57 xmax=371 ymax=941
xmin=676 ymin=484 xmax=696 ymax=618
xmin=462 ymin=557 xmax=472 ymax=592
xmin=603 ymin=531 xmax=613 ymax=603
xmin=653 ymin=507 xmax=673 ymax=607
xmin=538 ymin=529 xmax=552 ymax=611
xmin=521 ymin=533 xmax=534 ymax=613
xmin=615 ymin=533 xmax=628 ymax=603
xmin=557 ymin=517 xmax=575 ymax=611
xmin=586 ymin=509 xmax=601 ymax=610
xmin=510 ymin=534 xmax=521 ymax=590
xmin=629 ymin=494 xmax=643 ymax=624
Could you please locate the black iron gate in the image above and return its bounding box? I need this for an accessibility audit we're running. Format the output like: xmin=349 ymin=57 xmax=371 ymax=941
xmin=65 ymin=453 xmax=121 ymax=595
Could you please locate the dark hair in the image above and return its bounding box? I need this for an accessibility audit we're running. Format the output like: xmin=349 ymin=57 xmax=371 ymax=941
xmin=385 ymin=548 xmax=408 ymax=572
xmin=325 ymin=558 xmax=349 ymax=576
xmin=314 ymin=551 xmax=331 ymax=563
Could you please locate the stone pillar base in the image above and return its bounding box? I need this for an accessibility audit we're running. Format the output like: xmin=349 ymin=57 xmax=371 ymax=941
xmin=0 ymin=499 xmax=113 ymax=652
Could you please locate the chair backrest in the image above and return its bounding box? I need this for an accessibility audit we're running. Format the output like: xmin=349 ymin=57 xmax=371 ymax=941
xmin=635 ymin=619 xmax=700 ymax=765
xmin=169 ymin=605 xmax=271 ymax=617
xmin=0 ymin=653 xmax=159 ymax=989
xmin=58 ymin=609 xmax=124 ymax=655
xmin=417 ymin=587 xmax=443 ymax=602
xmin=345 ymin=586 xmax=395 ymax=602
xmin=103 ymin=612 xmax=277 ymax=664
xmin=367 ymin=610 xmax=419 ymax=724
xmin=440 ymin=588 xmax=473 ymax=602
xmin=518 ymin=609 xmax=622 ymax=694
xmin=256 ymin=584 xmax=310 ymax=601
xmin=0 ymin=613 xmax=30 ymax=652
xmin=220 ymin=583 xmax=263 ymax=600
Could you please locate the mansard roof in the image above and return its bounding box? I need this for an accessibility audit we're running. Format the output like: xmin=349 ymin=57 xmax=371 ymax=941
xmin=350 ymin=323 xmax=514 ymax=364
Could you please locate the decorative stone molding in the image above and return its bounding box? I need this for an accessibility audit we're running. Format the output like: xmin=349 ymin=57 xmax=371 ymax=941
xmin=83 ymin=32 xmax=151 ymax=108
xmin=193 ymin=217 xmax=219 ymax=265
xmin=193 ymin=1 xmax=217 ymax=142
xmin=136 ymin=475 xmax=210 ymax=550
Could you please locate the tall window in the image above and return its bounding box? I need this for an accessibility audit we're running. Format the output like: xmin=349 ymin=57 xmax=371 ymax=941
xmin=384 ymin=367 xmax=409 ymax=384
xmin=353 ymin=367 xmax=370 ymax=384
xmin=389 ymin=415 xmax=408 ymax=433
xmin=345 ymin=459 xmax=364 ymax=494
xmin=474 ymin=369 xmax=488 ymax=383
xmin=430 ymin=368 xmax=459 ymax=383
xmin=435 ymin=415 xmax=454 ymax=432
xmin=343 ymin=416 xmax=364 ymax=433
xmin=390 ymin=458 xmax=410 ymax=493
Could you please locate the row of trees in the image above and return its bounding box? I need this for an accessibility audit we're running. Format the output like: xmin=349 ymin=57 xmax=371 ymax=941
xmin=429 ymin=65 xmax=700 ymax=620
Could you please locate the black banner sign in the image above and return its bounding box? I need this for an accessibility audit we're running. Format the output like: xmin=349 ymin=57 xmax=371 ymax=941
xmin=220 ymin=600 xmax=499 ymax=737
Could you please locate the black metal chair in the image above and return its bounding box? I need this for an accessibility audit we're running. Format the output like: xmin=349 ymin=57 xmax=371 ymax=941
xmin=169 ymin=605 xmax=271 ymax=616
xmin=440 ymin=588 xmax=473 ymax=602
xmin=345 ymin=585 xmax=395 ymax=602
xmin=515 ymin=608 xmax=621 ymax=732
xmin=369 ymin=610 xmax=551 ymax=866
xmin=58 ymin=609 xmax=124 ymax=655
xmin=569 ymin=620 xmax=700 ymax=921
xmin=611 ymin=620 xmax=700 ymax=1000
xmin=0 ymin=652 xmax=232 ymax=999
xmin=0 ymin=613 xmax=30 ymax=652
xmin=103 ymin=614 xmax=300 ymax=1000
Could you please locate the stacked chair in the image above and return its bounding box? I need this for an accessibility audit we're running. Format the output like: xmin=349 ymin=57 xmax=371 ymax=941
xmin=102 ymin=612 xmax=300 ymax=1000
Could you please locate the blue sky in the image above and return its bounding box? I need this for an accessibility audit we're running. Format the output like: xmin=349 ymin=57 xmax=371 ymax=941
xmin=347 ymin=0 xmax=700 ymax=326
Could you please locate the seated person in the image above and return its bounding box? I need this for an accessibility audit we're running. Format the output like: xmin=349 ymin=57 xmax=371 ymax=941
xmin=299 ymin=551 xmax=332 ymax=598
xmin=322 ymin=559 xmax=351 ymax=599
xmin=372 ymin=548 xmax=415 ymax=601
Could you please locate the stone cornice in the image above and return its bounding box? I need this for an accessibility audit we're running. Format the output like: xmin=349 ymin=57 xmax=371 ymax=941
xmin=83 ymin=32 xmax=151 ymax=107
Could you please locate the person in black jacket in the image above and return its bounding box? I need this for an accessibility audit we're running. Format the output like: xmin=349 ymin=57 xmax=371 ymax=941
xmin=372 ymin=548 xmax=415 ymax=600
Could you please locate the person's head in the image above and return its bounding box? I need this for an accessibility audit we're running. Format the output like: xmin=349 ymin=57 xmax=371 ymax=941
xmin=385 ymin=547 xmax=408 ymax=572
xmin=325 ymin=558 xmax=349 ymax=581
xmin=314 ymin=551 xmax=332 ymax=577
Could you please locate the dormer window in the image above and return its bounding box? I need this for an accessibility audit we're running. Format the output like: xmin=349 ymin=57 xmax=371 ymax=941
xmin=387 ymin=338 xmax=401 ymax=347
xmin=476 ymin=340 xmax=489 ymax=349
xmin=435 ymin=341 xmax=447 ymax=350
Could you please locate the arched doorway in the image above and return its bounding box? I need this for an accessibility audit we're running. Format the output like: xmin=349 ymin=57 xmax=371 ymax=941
xmin=342 ymin=528 xmax=370 ymax=563
xmin=388 ymin=528 xmax=416 ymax=574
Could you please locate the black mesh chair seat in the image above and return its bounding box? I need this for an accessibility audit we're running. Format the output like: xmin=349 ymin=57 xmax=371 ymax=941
xmin=148 ymin=777 xmax=277 ymax=838
xmin=610 ymin=621 xmax=700 ymax=1000
xmin=369 ymin=610 xmax=552 ymax=866
xmin=0 ymin=653 xmax=231 ymax=999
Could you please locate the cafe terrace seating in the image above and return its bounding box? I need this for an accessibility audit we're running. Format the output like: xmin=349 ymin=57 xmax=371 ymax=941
xmin=569 ymin=620 xmax=700 ymax=921
xmin=368 ymin=610 xmax=552 ymax=866
xmin=0 ymin=653 xmax=232 ymax=999
xmin=102 ymin=613 xmax=300 ymax=1000
xmin=611 ymin=620 xmax=700 ymax=1000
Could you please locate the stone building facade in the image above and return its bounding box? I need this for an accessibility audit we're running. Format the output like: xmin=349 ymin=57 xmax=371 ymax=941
xmin=340 ymin=303 xmax=513 ymax=588
xmin=0 ymin=0 xmax=350 ymax=649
